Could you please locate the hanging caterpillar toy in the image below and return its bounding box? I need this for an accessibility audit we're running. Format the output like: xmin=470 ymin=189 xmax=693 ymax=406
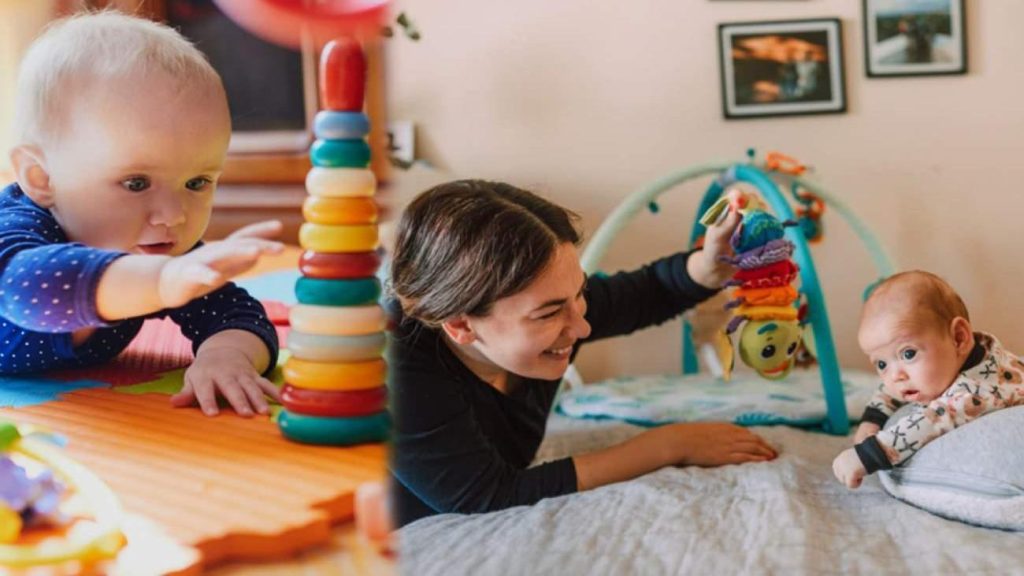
xmin=700 ymin=192 xmax=806 ymax=381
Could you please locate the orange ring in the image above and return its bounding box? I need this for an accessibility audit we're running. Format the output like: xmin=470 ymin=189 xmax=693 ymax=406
xmin=283 ymin=357 xmax=387 ymax=391
xmin=303 ymin=196 xmax=379 ymax=226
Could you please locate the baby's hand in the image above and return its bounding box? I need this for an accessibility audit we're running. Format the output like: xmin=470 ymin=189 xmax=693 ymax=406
xmin=832 ymin=448 xmax=866 ymax=489
xmin=171 ymin=346 xmax=281 ymax=417
xmin=853 ymin=422 xmax=881 ymax=444
xmin=158 ymin=221 xmax=283 ymax=309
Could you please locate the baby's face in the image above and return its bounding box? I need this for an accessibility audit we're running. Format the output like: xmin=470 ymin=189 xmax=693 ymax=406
xmin=40 ymin=72 xmax=230 ymax=255
xmin=858 ymin=312 xmax=962 ymax=404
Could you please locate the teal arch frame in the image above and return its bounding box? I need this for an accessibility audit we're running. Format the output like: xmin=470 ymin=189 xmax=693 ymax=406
xmin=580 ymin=161 xmax=896 ymax=435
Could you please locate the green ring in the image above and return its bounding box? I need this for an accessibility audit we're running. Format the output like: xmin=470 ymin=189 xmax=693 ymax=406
xmin=278 ymin=410 xmax=390 ymax=446
xmin=295 ymin=277 xmax=381 ymax=306
xmin=311 ymin=139 xmax=371 ymax=168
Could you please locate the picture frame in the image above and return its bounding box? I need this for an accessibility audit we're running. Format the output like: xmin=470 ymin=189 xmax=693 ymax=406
xmin=718 ymin=18 xmax=846 ymax=120
xmin=863 ymin=0 xmax=966 ymax=78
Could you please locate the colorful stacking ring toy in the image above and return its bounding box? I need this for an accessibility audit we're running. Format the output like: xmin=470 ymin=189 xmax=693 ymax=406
xmin=281 ymin=384 xmax=387 ymax=417
xmin=299 ymin=223 xmax=378 ymax=253
xmin=305 ymin=167 xmax=377 ymax=198
xmin=286 ymin=331 xmax=387 ymax=362
xmin=298 ymin=250 xmax=381 ymax=280
xmin=280 ymin=37 xmax=389 ymax=450
xmin=278 ymin=411 xmax=390 ymax=446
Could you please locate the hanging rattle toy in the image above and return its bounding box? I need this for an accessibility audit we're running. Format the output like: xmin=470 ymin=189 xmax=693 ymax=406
xmin=700 ymin=192 xmax=804 ymax=381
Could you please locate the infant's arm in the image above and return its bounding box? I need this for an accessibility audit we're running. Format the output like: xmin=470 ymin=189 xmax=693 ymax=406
xmin=172 ymin=328 xmax=280 ymax=416
xmin=95 ymin=222 xmax=282 ymax=321
xmin=861 ymin=385 xmax=1004 ymax=472
xmin=853 ymin=384 xmax=901 ymax=444
xmin=164 ymin=258 xmax=280 ymax=417
xmin=0 ymin=243 xmax=126 ymax=333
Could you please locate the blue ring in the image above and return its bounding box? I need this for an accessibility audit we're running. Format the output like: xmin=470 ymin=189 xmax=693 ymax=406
xmin=314 ymin=111 xmax=370 ymax=140
xmin=278 ymin=410 xmax=390 ymax=445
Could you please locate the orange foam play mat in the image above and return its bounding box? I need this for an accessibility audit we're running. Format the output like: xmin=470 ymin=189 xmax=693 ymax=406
xmin=0 ymin=388 xmax=387 ymax=575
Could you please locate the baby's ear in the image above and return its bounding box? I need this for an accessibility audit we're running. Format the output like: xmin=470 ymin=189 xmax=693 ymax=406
xmin=9 ymin=145 xmax=55 ymax=207
xmin=950 ymin=316 xmax=973 ymax=351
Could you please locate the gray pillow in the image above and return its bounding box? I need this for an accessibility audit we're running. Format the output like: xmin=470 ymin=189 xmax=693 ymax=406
xmin=878 ymin=404 xmax=1024 ymax=530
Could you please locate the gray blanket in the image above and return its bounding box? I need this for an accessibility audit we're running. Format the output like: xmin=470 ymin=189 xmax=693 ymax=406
xmin=400 ymin=416 xmax=1024 ymax=575
xmin=879 ymin=405 xmax=1024 ymax=531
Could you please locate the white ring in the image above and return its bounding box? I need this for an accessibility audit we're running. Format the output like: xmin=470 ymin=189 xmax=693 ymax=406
xmin=289 ymin=304 xmax=387 ymax=336
xmin=306 ymin=167 xmax=376 ymax=198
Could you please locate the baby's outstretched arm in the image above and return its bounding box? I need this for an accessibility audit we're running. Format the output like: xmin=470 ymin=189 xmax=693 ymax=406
xmin=95 ymin=221 xmax=283 ymax=320
xmin=171 ymin=329 xmax=281 ymax=417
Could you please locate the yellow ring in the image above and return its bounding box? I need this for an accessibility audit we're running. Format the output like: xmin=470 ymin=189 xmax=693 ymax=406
xmin=303 ymin=196 xmax=378 ymax=226
xmin=299 ymin=223 xmax=379 ymax=252
xmin=306 ymin=167 xmax=376 ymax=198
xmin=283 ymin=358 xmax=386 ymax=391
xmin=289 ymin=304 xmax=386 ymax=336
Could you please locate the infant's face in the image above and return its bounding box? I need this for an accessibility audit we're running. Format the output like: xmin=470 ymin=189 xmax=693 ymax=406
xmin=858 ymin=312 xmax=962 ymax=404
xmin=41 ymin=72 xmax=230 ymax=255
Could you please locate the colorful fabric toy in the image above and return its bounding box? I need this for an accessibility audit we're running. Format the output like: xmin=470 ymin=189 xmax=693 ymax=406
xmin=0 ymin=454 xmax=64 ymax=543
xmin=0 ymin=420 xmax=124 ymax=567
xmin=700 ymin=193 xmax=805 ymax=381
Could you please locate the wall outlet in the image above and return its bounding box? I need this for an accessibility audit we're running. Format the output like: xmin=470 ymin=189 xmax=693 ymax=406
xmin=387 ymin=121 xmax=416 ymax=164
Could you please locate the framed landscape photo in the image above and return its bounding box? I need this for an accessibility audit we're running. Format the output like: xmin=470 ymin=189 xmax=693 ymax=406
xmin=718 ymin=19 xmax=845 ymax=120
xmin=863 ymin=0 xmax=966 ymax=77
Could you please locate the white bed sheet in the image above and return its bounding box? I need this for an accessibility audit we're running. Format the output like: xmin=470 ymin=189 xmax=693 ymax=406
xmin=399 ymin=414 xmax=1024 ymax=575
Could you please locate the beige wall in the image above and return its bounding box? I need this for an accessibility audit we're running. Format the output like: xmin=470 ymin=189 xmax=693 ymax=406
xmin=387 ymin=0 xmax=1024 ymax=381
xmin=0 ymin=0 xmax=60 ymax=174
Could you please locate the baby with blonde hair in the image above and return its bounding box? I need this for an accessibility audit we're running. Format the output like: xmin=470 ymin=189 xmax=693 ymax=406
xmin=833 ymin=270 xmax=1024 ymax=488
xmin=3 ymin=11 xmax=284 ymax=417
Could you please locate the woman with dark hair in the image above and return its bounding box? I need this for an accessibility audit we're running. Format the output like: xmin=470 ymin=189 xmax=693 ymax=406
xmin=388 ymin=180 xmax=776 ymax=527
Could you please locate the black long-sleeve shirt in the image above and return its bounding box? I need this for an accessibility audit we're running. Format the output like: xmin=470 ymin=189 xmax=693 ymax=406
xmin=388 ymin=251 xmax=718 ymax=527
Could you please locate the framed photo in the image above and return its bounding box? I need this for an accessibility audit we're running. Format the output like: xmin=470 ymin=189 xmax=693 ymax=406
xmin=863 ymin=0 xmax=966 ymax=77
xmin=718 ymin=18 xmax=846 ymax=120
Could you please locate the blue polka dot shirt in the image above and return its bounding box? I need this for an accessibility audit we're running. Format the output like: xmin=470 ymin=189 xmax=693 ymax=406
xmin=0 ymin=183 xmax=278 ymax=375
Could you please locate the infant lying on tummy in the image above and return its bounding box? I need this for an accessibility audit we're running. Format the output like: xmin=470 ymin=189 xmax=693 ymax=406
xmin=832 ymin=270 xmax=1024 ymax=489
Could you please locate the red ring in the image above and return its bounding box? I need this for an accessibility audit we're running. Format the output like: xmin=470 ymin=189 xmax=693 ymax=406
xmin=280 ymin=384 xmax=387 ymax=417
xmin=299 ymin=250 xmax=381 ymax=279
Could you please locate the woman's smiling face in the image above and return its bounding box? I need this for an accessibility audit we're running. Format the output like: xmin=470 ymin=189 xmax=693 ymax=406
xmin=458 ymin=242 xmax=592 ymax=382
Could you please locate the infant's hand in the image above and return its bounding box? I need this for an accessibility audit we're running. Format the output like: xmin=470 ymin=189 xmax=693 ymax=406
xmin=854 ymin=422 xmax=881 ymax=444
xmin=158 ymin=221 xmax=283 ymax=308
xmin=832 ymin=448 xmax=866 ymax=489
xmin=171 ymin=347 xmax=282 ymax=417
